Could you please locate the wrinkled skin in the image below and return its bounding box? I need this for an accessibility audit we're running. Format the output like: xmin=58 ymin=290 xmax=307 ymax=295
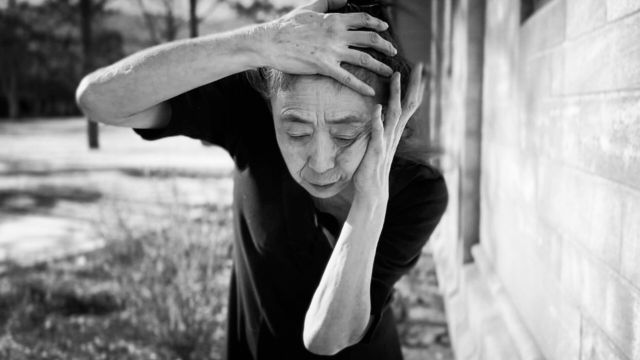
xmin=271 ymin=62 xmax=426 ymax=212
xmin=271 ymin=76 xmax=373 ymax=200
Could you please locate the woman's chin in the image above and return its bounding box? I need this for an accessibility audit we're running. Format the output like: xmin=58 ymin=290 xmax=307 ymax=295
xmin=303 ymin=180 xmax=345 ymax=199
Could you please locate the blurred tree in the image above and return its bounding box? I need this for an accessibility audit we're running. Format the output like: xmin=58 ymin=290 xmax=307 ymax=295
xmin=135 ymin=0 xmax=184 ymax=43
xmin=0 ymin=2 xmax=28 ymax=118
xmin=229 ymin=0 xmax=293 ymax=22
xmin=189 ymin=0 xmax=198 ymax=38
xmin=134 ymin=0 xmax=292 ymax=46
xmin=80 ymin=0 xmax=99 ymax=148
xmin=0 ymin=0 xmax=123 ymax=120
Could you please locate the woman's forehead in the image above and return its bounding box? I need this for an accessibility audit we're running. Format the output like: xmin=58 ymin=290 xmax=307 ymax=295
xmin=273 ymin=77 xmax=376 ymax=122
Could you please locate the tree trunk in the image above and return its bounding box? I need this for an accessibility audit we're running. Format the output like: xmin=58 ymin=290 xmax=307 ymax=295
xmin=6 ymin=94 xmax=19 ymax=119
xmin=7 ymin=72 xmax=20 ymax=119
xmin=80 ymin=0 xmax=99 ymax=149
xmin=189 ymin=0 xmax=198 ymax=38
xmin=165 ymin=6 xmax=177 ymax=41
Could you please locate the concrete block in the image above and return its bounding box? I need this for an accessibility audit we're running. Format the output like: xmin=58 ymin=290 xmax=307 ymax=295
xmin=520 ymin=0 xmax=566 ymax=57
xmin=566 ymin=0 xmax=607 ymax=38
xmin=620 ymin=189 xmax=640 ymax=289
xmin=606 ymin=0 xmax=640 ymax=21
xmin=561 ymin=237 xmax=640 ymax=360
xmin=482 ymin=52 xmax=520 ymax=147
xmin=536 ymin=161 xmax=623 ymax=271
xmin=520 ymin=54 xmax=554 ymax=121
xmin=481 ymin=142 xmax=537 ymax=209
xmin=564 ymin=11 xmax=640 ymax=93
xmin=483 ymin=0 xmax=521 ymax=148
xmin=533 ymin=221 xmax=564 ymax=281
xmin=536 ymin=161 xmax=592 ymax=241
xmin=550 ymin=47 xmax=565 ymax=96
xmin=563 ymin=24 xmax=616 ymax=93
xmin=485 ymin=212 xmax=581 ymax=360
xmin=532 ymin=92 xmax=640 ymax=191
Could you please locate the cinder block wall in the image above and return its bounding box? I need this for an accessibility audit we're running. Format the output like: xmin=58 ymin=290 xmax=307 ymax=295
xmin=481 ymin=0 xmax=640 ymax=359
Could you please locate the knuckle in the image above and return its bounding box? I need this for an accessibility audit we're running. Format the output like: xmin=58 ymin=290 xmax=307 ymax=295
xmin=370 ymin=32 xmax=379 ymax=44
xmin=361 ymin=13 xmax=369 ymax=26
xmin=385 ymin=40 xmax=394 ymax=50
xmin=343 ymin=75 xmax=352 ymax=84
xmin=359 ymin=53 xmax=370 ymax=66
xmin=323 ymin=15 xmax=340 ymax=34
xmin=324 ymin=13 xmax=337 ymax=24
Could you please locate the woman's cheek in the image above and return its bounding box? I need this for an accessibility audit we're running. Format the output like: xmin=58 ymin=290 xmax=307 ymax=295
xmin=275 ymin=135 xmax=306 ymax=179
xmin=337 ymin=140 xmax=367 ymax=174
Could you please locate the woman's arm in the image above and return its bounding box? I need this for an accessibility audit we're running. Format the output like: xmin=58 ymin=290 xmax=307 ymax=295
xmin=76 ymin=0 xmax=397 ymax=128
xmin=303 ymin=196 xmax=386 ymax=355
xmin=303 ymin=63 xmax=427 ymax=356
xmin=75 ymin=27 xmax=262 ymax=128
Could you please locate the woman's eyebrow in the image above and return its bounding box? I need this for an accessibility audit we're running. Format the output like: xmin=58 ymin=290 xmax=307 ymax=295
xmin=280 ymin=114 xmax=367 ymax=125
xmin=281 ymin=114 xmax=312 ymax=124
xmin=326 ymin=116 xmax=367 ymax=125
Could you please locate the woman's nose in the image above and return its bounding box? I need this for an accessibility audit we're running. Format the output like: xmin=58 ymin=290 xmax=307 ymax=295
xmin=308 ymin=134 xmax=335 ymax=174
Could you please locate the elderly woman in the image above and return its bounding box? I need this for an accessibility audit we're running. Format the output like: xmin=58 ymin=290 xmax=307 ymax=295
xmin=76 ymin=1 xmax=447 ymax=359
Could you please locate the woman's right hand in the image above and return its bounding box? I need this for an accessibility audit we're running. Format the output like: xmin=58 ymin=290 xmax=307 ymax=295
xmin=258 ymin=0 xmax=397 ymax=96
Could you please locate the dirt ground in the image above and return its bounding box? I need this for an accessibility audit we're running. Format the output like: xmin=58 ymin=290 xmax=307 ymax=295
xmin=0 ymin=118 xmax=452 ymax=360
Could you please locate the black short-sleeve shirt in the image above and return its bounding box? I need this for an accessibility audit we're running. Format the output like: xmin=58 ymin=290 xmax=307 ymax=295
xmin=133 ymin=72 xmax=448 ymax=360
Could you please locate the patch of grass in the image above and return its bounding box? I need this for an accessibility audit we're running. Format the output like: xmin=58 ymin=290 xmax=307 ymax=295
xmin=0 ymin=178 xmax=234 ymax=360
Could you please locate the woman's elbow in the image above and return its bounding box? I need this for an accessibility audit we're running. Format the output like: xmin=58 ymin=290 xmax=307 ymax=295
xmin=75 ymin=75 xmax=119 ymax=125
xmin=303 ymin=329 xmax=348 ymax=356
xmin=302 ymin=318 xmax=368 ymax=356
xmin=76 ymin=77 xmax=102 ymax=122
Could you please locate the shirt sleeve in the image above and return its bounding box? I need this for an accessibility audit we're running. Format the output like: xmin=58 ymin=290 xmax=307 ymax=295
xmin=357 ymin=165 xmax=449 ymax=344
xmin=132 ymin=71 xmax=268 ymax=161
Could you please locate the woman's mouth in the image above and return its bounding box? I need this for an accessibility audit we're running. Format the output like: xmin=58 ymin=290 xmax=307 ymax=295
xmin=307 ymin=180 xmax=337 ymax=191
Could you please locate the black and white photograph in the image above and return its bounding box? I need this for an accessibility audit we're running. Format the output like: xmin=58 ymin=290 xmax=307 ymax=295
xmin=0 ymin=0 xmax=638 ymax=359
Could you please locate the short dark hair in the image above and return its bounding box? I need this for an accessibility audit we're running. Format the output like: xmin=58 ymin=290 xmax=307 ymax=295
xmin=247 ymin=2 xmax=441 ymax=165
xmin=248 ymin=1 xmax=413 ymax=107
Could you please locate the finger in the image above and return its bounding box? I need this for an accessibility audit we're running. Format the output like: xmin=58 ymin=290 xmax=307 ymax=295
xmin=301 ymin=0 xmax=347 ymax=12
xmin=345 ymin=31 xmax=397 ymax=57
xmin=401 ymin=62 xmax=425 ymax=120
xmin=386 ymin=71 xmax=402 ymax=137
xmin=343 ymin=49 xmax=393 ymax=77
xmin=372 ymin=104 xmax=394 ymax=169
xmin=416 ymin=65 xmax=428 ymax=104
xmin=339 ymin=12 xmax=389 ymax=31
xmin=371 ymin=104 xmax=384 ymax=149
xmin=325 ymin=65 xmax=376 ymax=96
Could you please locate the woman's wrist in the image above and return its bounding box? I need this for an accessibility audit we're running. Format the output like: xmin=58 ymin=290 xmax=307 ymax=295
xmin=233 ymin=22 xmax=278 ymax=70
xmin=351 ymin=192 xmax=388 ymax=224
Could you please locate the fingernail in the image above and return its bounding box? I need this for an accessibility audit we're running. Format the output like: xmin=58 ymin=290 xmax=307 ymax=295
xmin=382 ymin=22 xmax=389 ymax=29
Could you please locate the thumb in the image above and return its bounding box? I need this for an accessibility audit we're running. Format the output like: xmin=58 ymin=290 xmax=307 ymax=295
xmin=301 ymin=0 xmax=347 ymax=12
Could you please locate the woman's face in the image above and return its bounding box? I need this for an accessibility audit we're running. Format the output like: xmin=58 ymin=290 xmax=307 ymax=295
xmin=271 ymin=76 xmax=376 ymax=199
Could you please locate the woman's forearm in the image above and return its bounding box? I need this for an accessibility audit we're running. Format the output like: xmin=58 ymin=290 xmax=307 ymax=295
xmin=303 ymin=196 xmax=387 ymax=356
xmin=76 ymin=25 xmax=266 ymax=124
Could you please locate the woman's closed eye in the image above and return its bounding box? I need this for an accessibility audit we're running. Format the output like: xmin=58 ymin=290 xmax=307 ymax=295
xmin=333 ymin=133 xmax=362 ymax=147
xmin=287 ymin=132 xmax=312 ymax=140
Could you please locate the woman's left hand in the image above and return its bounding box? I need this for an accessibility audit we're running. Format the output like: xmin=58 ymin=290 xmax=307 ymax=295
xmin=352 ymin=62 xmax=428 ymax=203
